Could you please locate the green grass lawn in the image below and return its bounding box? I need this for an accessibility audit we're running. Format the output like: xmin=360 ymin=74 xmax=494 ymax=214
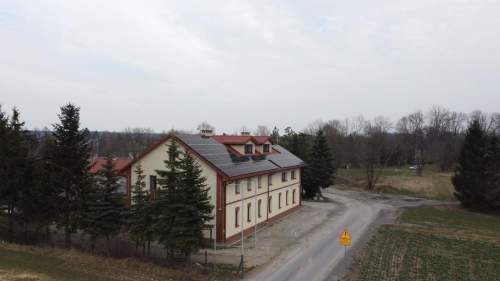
xmin=348 ymin=206 xmax=500 ymax=281
xmin=0 ymin=243 xmax=231 ymax=281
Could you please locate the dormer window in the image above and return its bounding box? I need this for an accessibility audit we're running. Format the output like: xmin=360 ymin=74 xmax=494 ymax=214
xmin=245 ymin=144 xmax=253 ymax=154
xmin=263 ymin=144 xmax=270 ymax=153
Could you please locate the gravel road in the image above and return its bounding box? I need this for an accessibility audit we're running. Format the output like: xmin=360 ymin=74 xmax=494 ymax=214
xmin=245 ymin=188 xmax=448 ymax=281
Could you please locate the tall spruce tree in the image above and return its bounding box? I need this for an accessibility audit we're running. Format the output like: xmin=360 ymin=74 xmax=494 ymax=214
xmin=154 ymin=140 xmax=183 ymax=257
xmin=10 ymin=110 xmax=38 ymax=242
xmin=305 ymin=130 xmax=336 ymax=198
xmin=174 ymin=151 xmax=213 ymax=261
xmin=485 ymin=135 xmax=500 ymax=209
xmin=0 ymin=107 xmax=34 ymax=241
xmin=127 ymin=162 xmax=152 ymax=255
xmin=50 ymin=103 xmax=91 ymax=248
xmin=0 ymin=106 xmax=15 ymax=240
xmin=452 ymin=120 xmax=490 ymax=210
xmin=83 ymin=153 xmax=125 ymax=254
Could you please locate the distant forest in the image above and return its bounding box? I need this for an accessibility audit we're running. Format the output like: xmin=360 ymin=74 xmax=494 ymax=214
xmin=29 ymin=105 xmax=500 ymax=172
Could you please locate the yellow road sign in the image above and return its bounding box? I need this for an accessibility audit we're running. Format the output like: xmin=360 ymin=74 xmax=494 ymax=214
xmin=339 ymin=229 xmax=351 ymax=246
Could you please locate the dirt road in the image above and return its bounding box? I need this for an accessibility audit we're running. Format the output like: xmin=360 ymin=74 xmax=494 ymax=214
xmin=245 ymin=188 xmax=448 ymax=281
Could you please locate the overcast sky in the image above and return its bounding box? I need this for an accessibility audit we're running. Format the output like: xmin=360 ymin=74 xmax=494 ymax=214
xmin=1 ymin=0 xmax=499 ymax=133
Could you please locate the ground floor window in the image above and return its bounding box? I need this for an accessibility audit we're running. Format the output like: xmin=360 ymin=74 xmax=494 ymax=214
xmin=235 ymin=207 xmax=240 ymax=227
xmin=293 ymin=189 xmax=296 ymax=204
xmin=268 ymin=196 xmax=272 ymax=213
xmin=258 ymin=199 xmax=262 ymax=218
xmin=247 ymin=203 xmax=251 ymax=222
xmin=286 ymin=190 xmax=289 ymax=205
xmin=278 ymin=193 xmax=282 ymax=209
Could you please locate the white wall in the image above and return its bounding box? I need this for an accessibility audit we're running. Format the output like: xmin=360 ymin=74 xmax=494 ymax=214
xmin=224 ymin=168 xmax=301 ymax=239
xmin=129 ymin=138 xmax=218 ymax=236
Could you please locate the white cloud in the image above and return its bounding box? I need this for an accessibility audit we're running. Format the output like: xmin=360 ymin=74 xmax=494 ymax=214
xmin=1 ymin=0 xmax=499 ymax=132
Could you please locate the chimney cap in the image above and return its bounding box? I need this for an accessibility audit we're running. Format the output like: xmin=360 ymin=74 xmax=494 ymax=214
xmin=200 ymin=128 xmax=214 ymax=137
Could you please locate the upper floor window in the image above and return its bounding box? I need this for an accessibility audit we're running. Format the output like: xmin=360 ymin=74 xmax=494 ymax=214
xmin=291 ymin=170 xmax=296 ymax=180
xmin=245 ymin=144 xmax=253 ymax=154
xmin=149 ymin=175 xmax=157 ymax=200
xmin=258 ymin=176 xmax=262 ymax=189
xmin=247 ymin=178 xmax=252 ymax=192
xmin=282 ymin=172 xmax=287 ymax=182
xmin=235 ymin=180 xmax=240 ymax=194
xmin=263 ymin=144 xmax=270 ymax=153
xmin=268 ymin=174 xmax=273 ymax=186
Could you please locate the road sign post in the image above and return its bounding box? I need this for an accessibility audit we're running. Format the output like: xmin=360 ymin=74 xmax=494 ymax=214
xmin=339 ymin=228 xmax=352 ymax=255
xmin=339 ymin=228 xmax=352 ymax=272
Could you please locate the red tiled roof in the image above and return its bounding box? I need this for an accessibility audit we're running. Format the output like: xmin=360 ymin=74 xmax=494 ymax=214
xmin=253 ymin=136 xmax=272 ymax=144
xmin=89 ymin=157 xmax=132 ymax=175
xmin=212 ymin=135 xmax=272 ymax=145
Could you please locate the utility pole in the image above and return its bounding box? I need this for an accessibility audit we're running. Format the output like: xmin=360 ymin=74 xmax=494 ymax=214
xmin=254 ymin=177 xmax=258 ymax=248
xmin=240 ymin=181 xmax=245 ymax=277
xmin=213 ymin=183 xmax=218 ymax=274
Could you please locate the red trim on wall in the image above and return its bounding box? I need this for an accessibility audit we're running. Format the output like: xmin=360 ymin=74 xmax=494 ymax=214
xmin=228 ymin=165 xmax=304 ymax=181
xmin=216 ymin=173 xmax=226 ymax=243
xmin=224 ymin=205 xmax=301 ymax=244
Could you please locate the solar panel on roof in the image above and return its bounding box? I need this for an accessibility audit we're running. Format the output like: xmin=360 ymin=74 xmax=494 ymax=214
xmin=175 ymin=134 xmax=304 ymax=178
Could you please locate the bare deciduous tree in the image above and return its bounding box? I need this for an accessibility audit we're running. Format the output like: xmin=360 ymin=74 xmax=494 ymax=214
xmin=254 ymin=125 xmax=271 ymax=136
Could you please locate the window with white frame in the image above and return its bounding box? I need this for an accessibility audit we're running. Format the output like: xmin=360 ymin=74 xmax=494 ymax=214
xmin=235 ymin=207 xmax=240 ymax=227
xmin=263 ymin=144 xmax=270 ymax=153
xmin=247 ymin=203 xmax=251 ymax=222
xmin=244 ymin=144 xmax=253 ymax=154
xmin=258 ymin=199 xmax=262 ymax=218
xmin=235 ymin=180 xmax=240 ymax=194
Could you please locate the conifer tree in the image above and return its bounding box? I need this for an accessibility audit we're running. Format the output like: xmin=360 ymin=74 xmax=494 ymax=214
xmin=452 ymin=120 xmax=490 ymax=210
xmin=49 ymin=103 xmax=91 ymax=248
xmin=485 ymin=135 xmax=500 ymax=209
xmin=83 ymin=153 xmax=125 ymax=254
xmin=0 ymin=107 xmax=33 ymax=241
xmin=305 ymin=130 xmax=336 ymax=198
xmin=0 ymin=106 xmax=14 ymax=240
xmin=154 ymin=140 xmax=183 ymax=257
xmin=127 ymin=162 xmax=152 ymax=255
xmin=174 ymin=151 xmax=213 ymax=261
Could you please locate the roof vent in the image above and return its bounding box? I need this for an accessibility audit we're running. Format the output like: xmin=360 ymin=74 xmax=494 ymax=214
xmin=200 ymin=129 xmax=214 ymax=138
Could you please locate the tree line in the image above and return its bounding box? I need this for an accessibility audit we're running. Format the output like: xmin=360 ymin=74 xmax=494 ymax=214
xmin=272 ymin=106 xmax=499 ymax=198
xmin=0 ymin=103 xmax=212 ymax=261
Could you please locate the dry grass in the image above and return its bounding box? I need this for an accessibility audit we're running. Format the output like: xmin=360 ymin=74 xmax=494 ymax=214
xmin=337 ymin=167 xmax=455 ymax=200
xmin=0 ymin=243 xmax=233 ymax=281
